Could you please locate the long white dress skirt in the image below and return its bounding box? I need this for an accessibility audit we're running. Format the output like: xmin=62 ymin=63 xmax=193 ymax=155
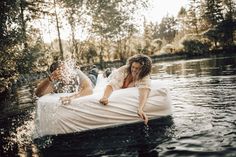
xmin=34 ymin=75 xmax=172 ymax=138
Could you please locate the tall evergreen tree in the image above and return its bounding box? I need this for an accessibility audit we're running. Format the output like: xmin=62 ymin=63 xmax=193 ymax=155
xmin=203 ymin=0 xmax=224 ymax=26
xmin=203 ymin=0 xmax=235 ymax=46
xmin=186 ymin=0 xmax=201 ymax=34
xmin=220 ymin=0 xmax=236 ymax=44
xmin=158 ymin=15 xmax=177 ymax=43
xmin=177 ymin=7 xmax=188 ymax=32
xmin=223 ymin=0 xmax=236 ymax=20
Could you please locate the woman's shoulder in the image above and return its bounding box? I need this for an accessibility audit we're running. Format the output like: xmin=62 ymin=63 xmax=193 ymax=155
xmin=117 ymin=65 xmax=128 ymax=72
xmin=120 ymin=65 xmax=128 ymax=69
xmin=108 ymin=65 xmax=126 ymax=80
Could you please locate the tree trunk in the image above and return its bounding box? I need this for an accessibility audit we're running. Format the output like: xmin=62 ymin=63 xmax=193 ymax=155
xmin=53 ymin=0 xmax=63 ymax=60
xmin=20 ymin=0 xmax=28 ymax=50
xmin=99 ymin=38 xmax=104 ymax=69
xmin=71 ymin=19 xmax=78 ymax=58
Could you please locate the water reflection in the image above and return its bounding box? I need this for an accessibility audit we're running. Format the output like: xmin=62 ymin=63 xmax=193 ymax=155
xmin=152 ymin=56 xmax=236 ymax=157
xmin=1 ymin=55 xmax=236 ymax=156
xmin=154 ymin=56 xmax=236 ymax=78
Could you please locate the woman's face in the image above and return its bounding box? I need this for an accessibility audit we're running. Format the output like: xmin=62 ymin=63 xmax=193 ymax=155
xmin=131 ymin=62 xmax=142 ymax=77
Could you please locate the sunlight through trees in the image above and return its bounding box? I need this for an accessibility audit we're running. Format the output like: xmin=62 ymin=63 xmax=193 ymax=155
xmin=0 ymin=0 xmax=235 ymax=94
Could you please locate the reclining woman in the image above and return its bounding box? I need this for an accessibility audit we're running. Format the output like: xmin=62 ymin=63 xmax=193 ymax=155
xmin=35 ymin=61 xmax=93 ymax=105
xmin=99 ymin=54 xmax=152 ymax=125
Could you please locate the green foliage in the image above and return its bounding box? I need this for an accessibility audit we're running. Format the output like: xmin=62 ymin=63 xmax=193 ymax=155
xmin=0 ymin=0 xmax=54 ymax=92
xmin=0 ymin=0 xmax=22 ymax=92
xmin=85 ymin=0 xmax=149 ymax=39
xmin=0 ymin=47 xmax=20 ymax=92
xmin=16 ymin=42 xmax=46 ymax=73
xmin=0 ymin=0 xmax=21 ymax=50
xmin=158 ymin=15 xmax=177 ymax=43
xmin=203 ymin=0 xmax=224 ymax=26
xmin=204 ymin=19 xmax=236 ymax=47
xmin=1 ymin=0 xmax=235 ymax=93
xmin=217 ymin=19 xmax=236 ymax=46
xmin=178 ymin=0 xmax=235 ymax=50
xmin=185 ymin=0 xmax=201 ymax=34
xmin=85 ymin=46 xmax=97 ymax=64
xmin=181 ymin=37 xmax=211 ymax=55
xmin=89 ymin=2 xmax=128 ymax=39
xmin=203 ymin=27 xmax=220 ymax=46
xmin=223 ymin=0 xmax=236 ymax=20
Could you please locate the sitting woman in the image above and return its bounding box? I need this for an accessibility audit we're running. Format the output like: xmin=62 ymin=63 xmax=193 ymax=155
xmin=35 ymin=61 xmax=93 ymax=105
xmin=99 ymin=54 xmax=152 ymax=125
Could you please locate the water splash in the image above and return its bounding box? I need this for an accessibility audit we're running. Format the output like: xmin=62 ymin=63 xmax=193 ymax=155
xmin=53 ymin=59 xmax=80 ymax=93
xmin=60 ymin=59 xmax=77 ymax=83
xmin=144 ymin=124 xmax=150 ymax=138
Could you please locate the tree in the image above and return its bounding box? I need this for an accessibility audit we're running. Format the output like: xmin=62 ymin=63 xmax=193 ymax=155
xmin=203 ymin=0 xmax=235 ymax=47
xmin=85 ymin=0 xmax=148 ymax=67
xmin=221 ymin=0 xmax=236 ymax=45
xmin=186 ymin=0 xmax=202 ymax=34
xmin=223 ymin=0 xmax=236 ymax=20
xmin=182 ymin=37 xmax=211 ymax=55
xmin=158 ymin=15 xmax=177 ymax=43
xmin=53 ymin=0 xmax=64 ymax=60
xmin=203 ymin=0 xmax=224 ymax=26
xmin=86 ymin=46 xmax=97 ymax=64
xmin=177 ymin=7 xmax=188 ymax=33
xmin=216 ymin=19 xmax=236 ymax=46
xmin=62 ymin=0 xmax=88 ymax=59
xmin=0 ymin=0 xmax=22 ymax=92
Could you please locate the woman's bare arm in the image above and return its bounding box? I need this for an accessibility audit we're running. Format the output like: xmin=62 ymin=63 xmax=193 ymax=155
xmin=138 ymin=88 xmax=150 ymax=125
xmin=99 ymin=85 xmax=113 ymax=105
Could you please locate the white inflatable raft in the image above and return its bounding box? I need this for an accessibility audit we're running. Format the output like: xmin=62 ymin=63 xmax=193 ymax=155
xmin=34 ymin=75 xmax=172 ymax=138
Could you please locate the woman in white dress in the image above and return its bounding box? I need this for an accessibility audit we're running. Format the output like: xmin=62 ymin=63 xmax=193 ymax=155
xmin=99 ymin=54 xmax=152 ymax=125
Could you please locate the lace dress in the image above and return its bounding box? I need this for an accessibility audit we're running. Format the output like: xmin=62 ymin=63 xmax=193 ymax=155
xmin=107 ymin=65 xmax=151 ymax=90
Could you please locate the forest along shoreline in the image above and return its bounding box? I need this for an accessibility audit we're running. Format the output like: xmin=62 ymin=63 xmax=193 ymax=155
xmin=1 ymin=47 xmax=236 ymax=98
xmin=0 ymin=48 xmax=235 ymax=121
xmin=0 ymin=47 xmax=235 ymax=103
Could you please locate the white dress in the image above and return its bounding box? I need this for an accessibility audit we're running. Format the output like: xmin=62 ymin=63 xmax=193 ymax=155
xmin=107 ymin=65 xmax=151 ymax=90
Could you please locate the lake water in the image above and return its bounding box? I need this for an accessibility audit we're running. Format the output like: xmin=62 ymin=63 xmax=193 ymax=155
xmin=0 ymin=55 xmax=236 ymax=157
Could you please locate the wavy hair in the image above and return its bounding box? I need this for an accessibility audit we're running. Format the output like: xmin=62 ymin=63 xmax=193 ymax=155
xmin=49 ymin=61 xmax=60 ymax=73
xmin=126 ymin=54 xmax=152 ymax=80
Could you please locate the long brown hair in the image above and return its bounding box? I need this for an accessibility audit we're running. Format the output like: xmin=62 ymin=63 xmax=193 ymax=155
xmin=126 ymin=54 xmax=152 ymax=80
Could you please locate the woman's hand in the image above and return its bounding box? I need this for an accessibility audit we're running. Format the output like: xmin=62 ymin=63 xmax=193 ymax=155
xmin=99 ymin=97 xmax=109 ymax=105
xmin=60 ymin=96 xmax=72 ymax=105
xmin=137 ymin=108 xmax=148 ymax=125
xmin=99 ymin=85 xmax=113 ymax=105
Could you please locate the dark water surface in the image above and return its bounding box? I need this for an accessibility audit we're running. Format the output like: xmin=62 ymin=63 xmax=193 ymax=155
xmin=0 ymin=55 xmax=236 ymax=157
